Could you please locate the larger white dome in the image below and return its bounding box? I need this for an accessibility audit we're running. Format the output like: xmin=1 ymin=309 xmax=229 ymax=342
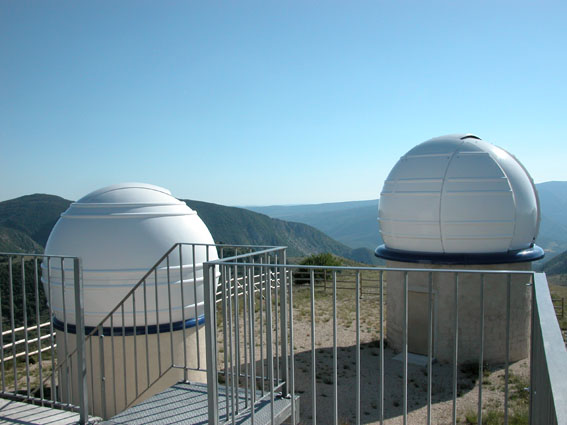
xmin=42 ymin=183 xmax=218 ymax=327
xmin=378 ymin=135 xmax=541 ymax=255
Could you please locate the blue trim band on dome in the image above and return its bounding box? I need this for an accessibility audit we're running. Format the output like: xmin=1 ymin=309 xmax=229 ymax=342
xmin=53 ymin=315 xmax=206 ymax=336
xmin=374 ymin=244 xmax=545 ymax=265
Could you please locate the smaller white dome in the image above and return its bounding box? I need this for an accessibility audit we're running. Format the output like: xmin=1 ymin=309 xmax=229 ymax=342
xmin=378 ymin=134 xmax=541 ymax=255
xmin=43 ymin=183 xmax=218 ymax=327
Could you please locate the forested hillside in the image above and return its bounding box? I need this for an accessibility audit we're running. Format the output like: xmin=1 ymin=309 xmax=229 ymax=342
xmin=248 ymin=199 xmax=381 ymax=250
xmin=542 ymin=250 xmax=567 ymax=275
xmin=0 ymin=194 xmax=380 ymax=264
xmin=0 ymin=194 xmax=72 ymax=250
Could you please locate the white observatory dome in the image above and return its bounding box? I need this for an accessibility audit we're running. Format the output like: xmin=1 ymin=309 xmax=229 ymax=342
xmin=378 ymin=134 xmax=541 ymax=256
xmin=42 ymin=183 xmax=218 ymax=328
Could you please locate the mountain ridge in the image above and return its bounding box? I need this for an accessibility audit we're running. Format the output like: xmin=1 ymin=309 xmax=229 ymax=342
xmin=0 ymin=194 xmax=380 ymax=264
xmin=4 ymin=181 xmax=567 ymax=269
xmin=247 ymin=182 xmax=567 ymax=264
xmin=247 ymin=199 xmax=381 ymax=250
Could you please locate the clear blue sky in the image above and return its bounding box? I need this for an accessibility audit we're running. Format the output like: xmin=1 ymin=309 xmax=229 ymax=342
xmin=1 ymin=1 xmax=566 ymax=205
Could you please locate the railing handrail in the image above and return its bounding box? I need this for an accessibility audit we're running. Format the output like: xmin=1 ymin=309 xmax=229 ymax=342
xmin=532 ymin=273 xmax=567 ymax=424
xmin=211 ymin=245 xmax=287 ymax=263
xmin=0 ymin=252 xmax=80 ymax=260
xmin=1 ymin=321 xmax=51 ymax=337
xmin=205 ymin=255 xmax=563 ymax=425
xmin=43 ymin=242 xmax=277 ymax=391
xmin=73 ymin=243 xmax=285 ymax=417
xmin=81 ymin=243 xmax=285 ymax=340
xmin=4 ymin=248 xmax=567 ymax=424
xmin=203 ymin=245 xmax=290 ymax=425
xmin=206 ymin=260 xmax=537 ymax=275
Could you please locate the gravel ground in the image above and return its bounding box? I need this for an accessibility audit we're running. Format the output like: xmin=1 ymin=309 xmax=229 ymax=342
xmin=289 ymin=283 xmax=530 ymax=425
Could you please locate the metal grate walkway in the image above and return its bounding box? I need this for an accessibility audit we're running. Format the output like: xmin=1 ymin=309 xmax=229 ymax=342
xmin=0 ymin=399 xmax=101 ymax=425
xmin=101 ymin=382 xmax=298 ymax=425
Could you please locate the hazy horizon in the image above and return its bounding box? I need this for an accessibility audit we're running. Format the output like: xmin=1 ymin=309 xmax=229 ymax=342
xmin=3 ymin=179 xmax=565 ymax=208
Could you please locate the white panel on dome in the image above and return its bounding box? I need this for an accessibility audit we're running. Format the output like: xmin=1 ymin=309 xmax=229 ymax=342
xmin=442 ymin=223 xmax=514 ymax=253
xmin=387 ymin=179 xmax=444 ymax=193
xmin=393 ymin=156 xmax=450 ymax=180
xmin=442 ymin=191 xmax=515 ymax=222
xmin=379 ymin=188 xmax=443 ymax=253
xmin=382 ymin=233 xmax=444 ymax=253
xmin=446 ymin=152 xmax=505 ymax=179
xmin=379 ymin=193 xmax=441 ymax=221
xmin=443 ymin=178 xmax=511 ymax=193
xmin=380 ymin=219 xmax=440 ymax=237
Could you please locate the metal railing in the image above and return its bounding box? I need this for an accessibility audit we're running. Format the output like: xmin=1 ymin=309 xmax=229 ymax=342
xmin=530 ymin=273 xmax=567 ymax=424
xmin=204 ymin=255 xmax=567 ymax=425
xmin=552 ymin=296 xmax=565 ymax=319
xmin=0 ymin=253 xmax=88 ymax=423
xmin=3 ymin=247 xmax=567 ymax=425
xmin=72 ymin=242 xmax=280 ymax=419
xmin=294 ymin=268 xmax=382 ymax=297
xmin=0 ymin=244 xmax=279 ymax=422
xmin=204 ymin=246 xmax=291 ymax=425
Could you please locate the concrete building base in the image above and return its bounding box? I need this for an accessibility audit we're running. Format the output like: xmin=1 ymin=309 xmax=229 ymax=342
xmin=385 ymin=260 xmax=531 ymax=364
xmin=55 ymin=324 xmax=206 ymax=419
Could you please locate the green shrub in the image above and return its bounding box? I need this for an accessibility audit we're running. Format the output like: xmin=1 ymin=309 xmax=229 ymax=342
xmin=294 ymin=253 xmax=342 ymax=284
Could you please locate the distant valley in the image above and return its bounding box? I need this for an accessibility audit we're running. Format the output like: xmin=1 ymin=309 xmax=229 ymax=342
xmin=0 ymin=194 xmax=381 ymax=265
xmin=247 ymin=181 xmax=567 ymax=270
xmin=247 ymin=199 xmax=381 ymax=251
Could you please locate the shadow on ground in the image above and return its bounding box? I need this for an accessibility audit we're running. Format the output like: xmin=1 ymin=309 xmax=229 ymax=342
xmin=292 ymin=340 xmax=483 ymax=425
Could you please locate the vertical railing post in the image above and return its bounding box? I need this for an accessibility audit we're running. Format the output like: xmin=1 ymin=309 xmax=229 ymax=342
xmin=355 ymin=271 xmax=361 ymax=425
xmin=403 ymin=271 xmax=408 ymax=425
xmin=452 ymin=272 xmax=459 ymax=425
xmin=333 ymin=271 xmax=338 ymax=425
xmin=504 ymin=274 xmax=511 ymax=425
xmin=427 ymin=272 xmax=433 ymax=425
xmin=0 ymin=259 xmax=4 ymax=394
xmin=279 ymin=249 xmax=289 ymax=397
xmin=266 ymin=255 xmax=275 ymax=423
xmin=289 ymin=268 xmax=296 ymax=425
xmin=310 ymin=268 xmax=316 ymax=424
xmin=529 ymin=274 xmax=536 ymax=425
xmin=477 ymin=273 xmax=485 ymax=425
xmin=73 ymin=257 xmax=88 ymax=424
xmin=379 ymin=270 xmax=385 ymax=425
xmin=98 ymin=324 xmax=107 ymax=419
xmin=248 ymin=262 xmax=257 ymax=423
xmin=21 ymin=258 xmax=31 ymax=399
xmin=204 ymin=262 xmax=219 ymax=425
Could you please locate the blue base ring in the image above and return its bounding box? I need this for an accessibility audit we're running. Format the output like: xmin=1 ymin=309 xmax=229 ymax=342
xmin=53 ymin=314 xmax=206 ymax=336
xmin=375 ymin=244 xmax=544 ymax=265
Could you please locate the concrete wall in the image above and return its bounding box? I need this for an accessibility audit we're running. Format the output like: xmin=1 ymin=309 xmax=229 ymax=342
xmin=56 ymin=325 xmax=207 ymax=419
xmin=385 ymin=260 xmax=532 ymax=364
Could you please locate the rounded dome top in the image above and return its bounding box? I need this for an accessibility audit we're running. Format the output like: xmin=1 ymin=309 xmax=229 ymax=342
xmin=62 ymin=183 xmax=193 ymax=220
xmin=76 ymin=182 xmax=177 ymax=204
xmin=43 ymin=183 xmax=218 ymax=327
xmin=377 ymin=134 xmax=542 ymax=260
